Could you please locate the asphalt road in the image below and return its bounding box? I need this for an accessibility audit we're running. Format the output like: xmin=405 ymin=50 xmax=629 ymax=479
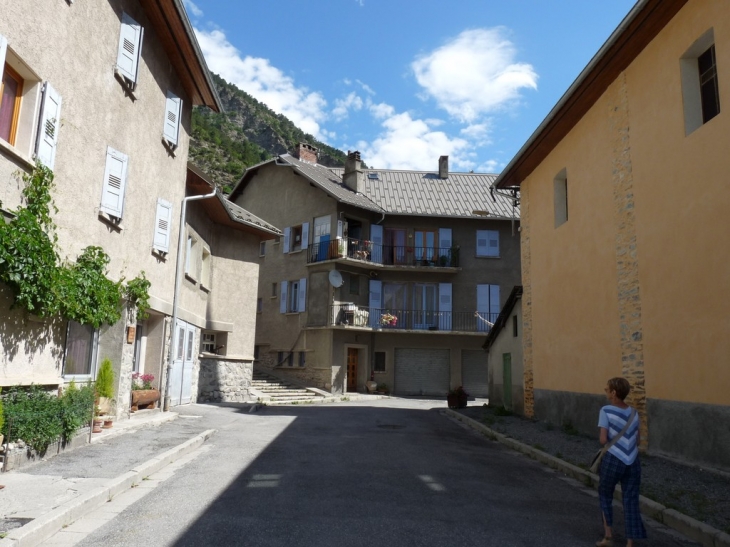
xmin=74 ymin=400 xmax=698 ymax=547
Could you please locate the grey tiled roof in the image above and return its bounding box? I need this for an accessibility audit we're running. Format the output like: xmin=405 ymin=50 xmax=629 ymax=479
xmin=330 ymin=168 xmax=519 ymax=219
xmin=218 ymin=194 xmax=282 ymax=235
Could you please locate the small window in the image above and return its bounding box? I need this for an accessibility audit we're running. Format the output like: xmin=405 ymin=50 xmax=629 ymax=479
xmin=512 ymin=315 xmax=518 ymax=337
xmin=368 ymin=172 xmax=379 ymax=180
xmin=374 ymin=351 xmax=386 ymax=373
xmin=554 ymin=168 xmax=568 ymax=228
xmin=349 ymin=273 xmax=359 ymax=295
xmin=289 ymin=280 xmax=300 ymax=312
xmin=277 ymin=351 xmax=284 ymax=365
xmin=63 ymin=321 xmax=98 ymax=377
xmin=681 ymin=29 xmax=721 ymax=135
xmin=291 ymin=225 xmax=303 ymax=251
xmin=259 ymin=241 xmax=266 ymax=256
xmin=476 ymin=230 xmax=499 ymax=257
xmin=0 ymin=63 xmax=23 ymax=145
xmin=299 ymin=352 xmax=306 ymax=367
xmin=257 ymin=298 xmax=263 ymax=313
xmin=202 ymin=333 xmax=216 ymax=353
xmin=698 ymin=45 xmax=720 ymax=124
xmin=272 ymin=282 xmax=277 ymax=297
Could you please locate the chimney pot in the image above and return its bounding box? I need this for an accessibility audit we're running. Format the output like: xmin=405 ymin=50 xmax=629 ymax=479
xmin=297 ymin=142 xmax=318 ymax=163
xmin=439 ymin=155 xmax=449 ymax=179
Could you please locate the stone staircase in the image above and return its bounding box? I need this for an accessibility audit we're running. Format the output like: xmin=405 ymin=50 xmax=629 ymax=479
xmin=250 ymin=370 xmax=325 ymax=405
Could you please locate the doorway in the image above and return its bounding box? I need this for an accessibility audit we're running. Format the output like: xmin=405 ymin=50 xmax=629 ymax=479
xmin=170 ymin=320 xmax=196 ymax=406
xmin=347 ymin=347 xmax=358 ymax=392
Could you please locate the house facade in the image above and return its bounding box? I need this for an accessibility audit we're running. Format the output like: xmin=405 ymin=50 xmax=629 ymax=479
xmin=492 ymin=0 xmax=729 ymax=469
xmin=230 ymin=146 xmax=521 ymax=396
xmin=0 ymin=0 xmax=261 ymax=418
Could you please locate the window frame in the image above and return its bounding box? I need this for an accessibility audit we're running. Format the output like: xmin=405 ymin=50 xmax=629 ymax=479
xmin=554 ymin=168 xmax=568 ymax=228
xmin=680 ymin=29 xmax=721 ymax=135
xmin=201 ymin=332 xmax=216 ymax=353
xmin=0 ymin=63 xmax=23 ymax=146
xmin=62 ymin=321 xmax=99 ymax=379
xmin=259 ymin=241 xmax=266 ymax=257
xmin=476 ymin=229 xmax=500 ymax=258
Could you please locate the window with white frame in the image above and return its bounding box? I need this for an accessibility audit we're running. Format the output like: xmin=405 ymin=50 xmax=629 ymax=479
xmin=476 ymin=230 xmax=499 ymax=257
xmin=554 ymin=168 xmax=568 ymax=228
xmin=63 ymin=321 xmax=98 ymax=377
xmin=0 ymin=34 xmax=61 ymax=169
xmin=681 ymin=29 xmax=721 ymax=135
xmin=201 ymin=332 xmax=216 ymax=353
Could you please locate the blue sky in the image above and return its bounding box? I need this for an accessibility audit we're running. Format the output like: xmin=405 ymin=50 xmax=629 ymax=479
xmin=184 ymin=0 xmax=636 ymax=173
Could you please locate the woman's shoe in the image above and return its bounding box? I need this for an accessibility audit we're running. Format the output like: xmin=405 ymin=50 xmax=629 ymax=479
xmin=595 ymin=538 xmax=613 ymax=547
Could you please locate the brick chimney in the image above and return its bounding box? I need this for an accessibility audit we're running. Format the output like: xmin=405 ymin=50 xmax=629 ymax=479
xmin=343 ymin=150 xmax=365 ymax=193
xmin=297 ymin=142 xmax=318 ymax=163
xmin=439 ymin=155 xmax=449 ymax=179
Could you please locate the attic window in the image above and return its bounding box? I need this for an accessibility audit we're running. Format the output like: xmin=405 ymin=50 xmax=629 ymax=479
xmin=368 ymin=173 xmax=379 ymax=180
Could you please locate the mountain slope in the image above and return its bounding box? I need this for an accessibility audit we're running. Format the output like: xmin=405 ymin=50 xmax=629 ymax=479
xmin=189 ymin=73 xmax=347 ymax=193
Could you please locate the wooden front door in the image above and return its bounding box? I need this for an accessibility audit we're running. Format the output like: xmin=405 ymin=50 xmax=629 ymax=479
xmin=347 ymin=348 xmax=358 ymax=392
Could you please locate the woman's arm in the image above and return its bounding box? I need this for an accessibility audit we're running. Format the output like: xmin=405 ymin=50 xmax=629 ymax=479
xmin=599 ymin=427 xmax=608 ymax=445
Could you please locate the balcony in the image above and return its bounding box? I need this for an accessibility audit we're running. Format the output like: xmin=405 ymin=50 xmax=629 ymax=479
xmin=328 ymin=304 xmax=496 ymax=333
xmin=306 ymin=238 xmax=460 ymax=269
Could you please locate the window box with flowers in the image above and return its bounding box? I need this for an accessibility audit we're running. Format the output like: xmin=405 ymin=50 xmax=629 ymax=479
xmin=380 ymin=313 xmax=398 ymax=327
xmin=447 ymin=386 xmax=469 ymax=409
xmin=131 ymin=373 xmax=159 ymax=412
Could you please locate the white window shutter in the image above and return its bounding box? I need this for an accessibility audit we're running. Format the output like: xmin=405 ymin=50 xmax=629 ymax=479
xmin=100 ymin=147 xmax=128 ymax=219
xmin=35 ymin=82 xmax=62 ymax=170
xmin=116 ymin=13 xmax=143 ymax=86
xmin=280 ymin=281 xmax=288 ymax=314
xmin=301 ymin=222 xmax=309 ymax=250
xmin=370 ymin=224 xmax=383 ymax=264
xmin=476 ymin=230 xmax=488 ymax=257
xmin=368 ymin=279 xmax=382 ymax=328
xmin=438 ymin=228 xmax=452 ymax=258
xmin=0 ymin=34 xmax=7 ymax=82
xmin=487 ymin=230 xmax=500 ymax=257
xmin=283 ymin=227 xmax=291 ymax=254
xmin=163 ymin=91 xmax=182 ymax=147
xmin=298 ymin=277 xmax=307 ymax=313
xmin=438 ymin=283 xmax=452 ymax=331
xmin=153 ymin=198 xmax=172 ymax=252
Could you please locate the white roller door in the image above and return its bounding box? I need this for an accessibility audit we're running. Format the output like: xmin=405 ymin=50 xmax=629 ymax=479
xmin=462 ymin=350 xmax=488 ymax=398
xmin=394 ymin=348 xmax=450 ymax=396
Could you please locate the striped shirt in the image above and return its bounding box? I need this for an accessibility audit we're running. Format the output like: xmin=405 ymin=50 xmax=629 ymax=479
xmin=598 ymin=405 xmax=639 ymax=465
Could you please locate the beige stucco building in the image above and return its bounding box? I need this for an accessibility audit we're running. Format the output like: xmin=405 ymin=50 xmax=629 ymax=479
xmin=230 ymin=146 xmax=521 ymax=396
xmin=493 ymin=0 xmax=729 ymax=469
xmin=0 ymin=0 xmax=276 ymax=417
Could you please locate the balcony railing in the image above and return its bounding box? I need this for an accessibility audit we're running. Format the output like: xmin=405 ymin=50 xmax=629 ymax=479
xmin=329 ymin=304 xmax=496 ymax=333
xmin=307 ymin=238 xmax=459 ymax=267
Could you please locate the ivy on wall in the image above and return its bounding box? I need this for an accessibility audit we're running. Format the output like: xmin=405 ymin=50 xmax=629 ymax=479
xmin=0 ymin=163 xmax=150 ymax=327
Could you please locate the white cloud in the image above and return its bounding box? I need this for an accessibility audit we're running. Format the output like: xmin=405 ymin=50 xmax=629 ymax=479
xmin=412 ymin=28 xmax=537 ymax=123
xmin=183 ymin=0 xmax=203 ymax=18
xmin=195 ymin=28 xmax=328 ymax=139
xmin=356 ymin=80 xmax=376 ymax=95
xmin=368 ymin=101 xmax=395 ymax=120
xmin=332 ymin=92 xmax=364 ymax=121
xmin=356 ymin=108 xmax=470 ymax=171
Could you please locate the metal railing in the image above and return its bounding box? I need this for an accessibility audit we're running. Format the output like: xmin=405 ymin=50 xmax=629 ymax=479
xmin=329 ymin=304 xmax=497 ymax=333
xmin=307 ymin=238 xmax=460 ymax=267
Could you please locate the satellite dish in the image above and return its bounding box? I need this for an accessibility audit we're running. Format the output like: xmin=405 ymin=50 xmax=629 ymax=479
xmin=328 ymin=270 xmax=344 ymax=287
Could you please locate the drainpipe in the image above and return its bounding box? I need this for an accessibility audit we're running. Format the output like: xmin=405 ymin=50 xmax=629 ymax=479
xmin=163 ymin=187 xmax=218 ymax=411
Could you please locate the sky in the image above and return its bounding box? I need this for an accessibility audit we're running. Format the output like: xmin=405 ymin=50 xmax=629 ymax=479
xmin=183 ymin=0 xmax=637 ymax=173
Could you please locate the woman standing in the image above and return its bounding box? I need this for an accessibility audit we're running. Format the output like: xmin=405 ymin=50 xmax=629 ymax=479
xmin=596 ymin=377 xmax=646 ymax=547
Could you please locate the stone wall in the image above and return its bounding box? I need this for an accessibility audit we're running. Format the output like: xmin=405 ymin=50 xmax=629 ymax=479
xmin=257 ymin=352 xmax=332 ymax=391
xmin=198 ymin=357 xmax=253 ymax=403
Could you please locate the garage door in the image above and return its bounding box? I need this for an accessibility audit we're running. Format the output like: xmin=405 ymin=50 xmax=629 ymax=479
xmin=394 ymin=348 xmax=450 ymax=396
xmin=461 ymin=350 xmax=488 ymax=398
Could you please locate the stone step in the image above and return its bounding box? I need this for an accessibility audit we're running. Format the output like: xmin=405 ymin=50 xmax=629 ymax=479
xmin=266 ymin=395 xmax=318 ymax=402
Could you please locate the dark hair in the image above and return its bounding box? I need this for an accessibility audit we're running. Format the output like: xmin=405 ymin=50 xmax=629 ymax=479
xmin=607 ymin=377 xmax=631 ymax=401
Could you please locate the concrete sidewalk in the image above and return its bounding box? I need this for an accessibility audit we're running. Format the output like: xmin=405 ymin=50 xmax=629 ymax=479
xmin=0 ymin=410 xmax=215 ymax=547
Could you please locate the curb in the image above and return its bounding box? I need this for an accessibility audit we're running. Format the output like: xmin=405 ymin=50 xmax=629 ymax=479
xmin=0 ymin=429 xmax=216 ymax=547
xmin=445 ymin=409 xmax=730 ymax=547
xmin=89 ymin=411 xmax=179 ymax=444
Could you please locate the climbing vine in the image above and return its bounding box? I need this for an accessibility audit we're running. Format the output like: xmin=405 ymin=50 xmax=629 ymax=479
xmin=124 ymin=271 xmax=151 ymax=321
xmin=0 ymin=162 xmax=150 ymax=327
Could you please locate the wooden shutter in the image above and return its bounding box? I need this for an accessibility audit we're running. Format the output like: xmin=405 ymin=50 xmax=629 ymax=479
xmin=370 ymin=224 xmax=383 ymax=264
xmin=283 ymin=227 xmax=291 ymax=253
xmin=487 ymin=230 xmax=500 ymax=257
xmin=368 ymin=279 xmax=382 ymax=328
xmin=438 ymin=283 xmax=452 ymax=331
xmin=163 ymin=91 xmax=182 ymax=147
xmin=153 ymin=198 xmax=172 ymax=252
xmin=35 ymin=82 xmax=62 ymax=170
xmin=0 ymin=35 xmax=7 ymax=83
xmin=298 ymin=277 xmax=307 ymax=313
xmin=301 ymin=222 xmax=309 ymax=250
xmin=280 ymin=281 xmax=288 ymax=314
xmin=100 ymin=147 xmax=128 ymax=219
xmin=116 ymin=13 xmax=144 ymax=86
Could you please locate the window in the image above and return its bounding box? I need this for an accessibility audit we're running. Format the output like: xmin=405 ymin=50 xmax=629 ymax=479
xmin=202 ymin=333 xmax=216 ymax=353
xmin=374 ymin=351 xmax=386 ymax=373
xmin=0 ymin=63 xmax=22 ymax=145
xmin=554 ymin=168 xmax=568 ymax=228
xmin=257 ymin=298 xmax=263 ymax=313
xmin=277 ymin=351 xmax=293 ymax=367
xmin=277 ymin=351 xmax=284 ymax=365
xmin=115 ymin=13 xmax=144 ymax=90
xmin=349 ymin=273 xmax=359 ymax=295
xmin=289 ymin=280 xmax=300 ymax=312
xmin=283 ymin=223 xmax=309 ymax=253
xmin=201 ymin=246 xmax=211 ymax=289
xmin=414 ymin=230 xmax=436 ymax=262
xmin=152 ymin=198 xmax=172 ymax=253
xmin=100 ymin=147 xmax=129 ymax=221
xmin=413 ymin=283 xmax=438 ymax=329
xmin=280 ymin=278 xmax=307 ymax=313
xmin=292 ymin=225 xmax=303 ymax=251
xmin=259 ymin=241 xmax=266 ymax=257
xmin=63 ymin=321 xmax=98 ymax=377
xmin=476 ymin=284 xmax=500 ymax=332
xmin=512 ymin=315 xmax=518 ymax=337
xmin=476 ymin=230 xmax=499 ymax=257
xmin=163 ymin=91 xmax=181 ymax=149
xmin=681 ymin=29 xmax=721 ymax=135
xmin=271 ymin=282 xmax=277 ymax=297
xmin=298 ymin=352 xmax=306 ymax=367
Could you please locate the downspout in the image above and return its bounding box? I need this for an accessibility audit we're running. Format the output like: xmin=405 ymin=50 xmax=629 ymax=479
xmin=163 ymin=187 xmax=218 ymax=411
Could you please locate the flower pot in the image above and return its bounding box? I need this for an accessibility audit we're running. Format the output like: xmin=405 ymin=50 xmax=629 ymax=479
xmin=97 ymin=396 xmax=112 ymax=415
xmin=102 ymin=418 xmax=114 ymax=429
xmin=92 ymin=418 xmax=103 ymax=433
xmin=131 ymin=388 xmax=160 ymax=412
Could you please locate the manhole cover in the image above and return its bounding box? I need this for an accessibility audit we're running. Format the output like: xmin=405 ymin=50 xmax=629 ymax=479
xmin=0 ymin=518 xmax=34 ymax=533
xmin=377 ymin=424 xmax=405 ymax=430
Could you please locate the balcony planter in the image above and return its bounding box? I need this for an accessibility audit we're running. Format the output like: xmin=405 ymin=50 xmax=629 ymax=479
xmin=131 ymin=389 xmax=160 ymax=412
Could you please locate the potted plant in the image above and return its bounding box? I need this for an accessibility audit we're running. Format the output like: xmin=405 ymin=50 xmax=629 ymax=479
xmin=96 ymin=357 xmax=115 ymax=416
xmin=380 ymin=313 xmax=398 ymax=327
xmin=92 ymin=406 xmax=103 ymax=433
xmin=131 ymin=373 xmax=160 ymax=412
xmin=376 ymin=382 xmax=389 ymax=395
xmin=447 ymin=386 xmax=469 ymax=409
